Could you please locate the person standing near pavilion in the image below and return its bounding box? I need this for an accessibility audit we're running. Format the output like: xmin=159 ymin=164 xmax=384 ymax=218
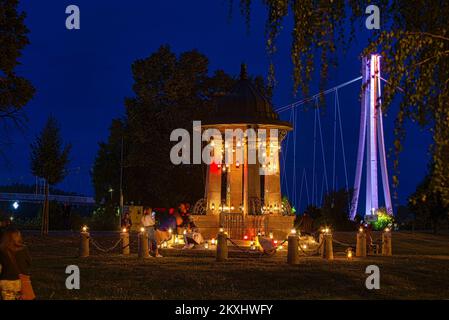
xmin=121 ymin=211 xmax=132 ymax=232
xmin=141 ymin=207 xmax=162 ymax=258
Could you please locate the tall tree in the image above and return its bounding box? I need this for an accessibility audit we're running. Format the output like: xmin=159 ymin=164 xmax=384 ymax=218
xmin=0 ymin=0 xmax=35 ymax=125
xmin=320 ymin=188 xmax=354 ymax=231
xmin=232 ymin=0 xmax=449 ymax=204
xmin=93 ymin=46 xmax=271 ymax=208
xmin=409 ymin=173 xmax=449 ymax=234
xmin=30 ymin=117 xmax=71 ymax=235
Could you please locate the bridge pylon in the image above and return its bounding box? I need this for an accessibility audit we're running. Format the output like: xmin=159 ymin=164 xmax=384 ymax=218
xmin=350 ymin=54 xmax=393 ymax=221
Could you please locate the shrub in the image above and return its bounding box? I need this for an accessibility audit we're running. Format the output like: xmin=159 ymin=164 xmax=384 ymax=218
xmin=371 ymin=208 xmax=394 ymax=230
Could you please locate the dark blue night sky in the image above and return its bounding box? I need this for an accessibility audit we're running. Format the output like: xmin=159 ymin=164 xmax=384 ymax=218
xmin=1 ymin=1 xmax=431 ymax=211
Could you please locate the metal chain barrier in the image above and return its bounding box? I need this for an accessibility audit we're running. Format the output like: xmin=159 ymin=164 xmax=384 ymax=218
xmin=297 ymin=239 xmax=324 ymax=256
xmin=260 ymin=238 xmax=289 ymax=256
xmin=332 ymin=238 xmax=354 ymax=247
xmin=90 ymin=237 xmax=123 ymax=253
xmin=226 ymin=236 xmax=288 ymax=257
xmin=226 ymin=238 xmax=254 ymax=254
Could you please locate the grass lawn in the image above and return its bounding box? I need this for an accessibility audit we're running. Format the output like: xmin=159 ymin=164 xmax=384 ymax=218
xmin=25 ymin=231 xmax=449 ymax=300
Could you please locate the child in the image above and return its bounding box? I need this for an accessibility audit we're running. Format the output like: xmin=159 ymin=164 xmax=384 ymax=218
xmin=0 ymin=228 xmax=35 ymax=300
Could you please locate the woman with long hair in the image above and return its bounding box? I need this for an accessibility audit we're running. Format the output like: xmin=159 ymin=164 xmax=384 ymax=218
xmin=0 ymin=228 xmax=34 ymax=300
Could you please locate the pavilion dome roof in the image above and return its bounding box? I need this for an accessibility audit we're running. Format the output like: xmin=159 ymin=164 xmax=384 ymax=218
xmin=204 ymin=64 xmax=292 ymax=129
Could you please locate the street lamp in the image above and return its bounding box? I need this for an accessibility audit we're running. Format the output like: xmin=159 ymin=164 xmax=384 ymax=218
xmin=12 ymin=201 xmax=19 ymax=210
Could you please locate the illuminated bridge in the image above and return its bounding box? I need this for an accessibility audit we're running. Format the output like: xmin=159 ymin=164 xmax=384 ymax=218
xmin=0 ymin=193 xmax=95 ymax=206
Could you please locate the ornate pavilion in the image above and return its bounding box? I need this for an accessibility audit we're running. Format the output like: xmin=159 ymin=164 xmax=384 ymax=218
xmin=192 ymin=65 xmax=294 ymax=240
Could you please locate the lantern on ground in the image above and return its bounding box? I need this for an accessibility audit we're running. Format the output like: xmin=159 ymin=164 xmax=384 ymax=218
xmin=347 ymin=247 xmax=353 ymax=260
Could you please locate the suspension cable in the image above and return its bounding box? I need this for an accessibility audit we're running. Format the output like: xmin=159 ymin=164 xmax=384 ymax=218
xmin=281 ymin=108 xmax=294 ymax=201
xmin=276 ymin=76 xmax=363 ymax=113
xmin=316 ymin=99 xmax=330 ymax=195
xmin=292 ymin=106 xmax=298 ymax=207
xmin=336 ymin=89 xmax=350 ymax=194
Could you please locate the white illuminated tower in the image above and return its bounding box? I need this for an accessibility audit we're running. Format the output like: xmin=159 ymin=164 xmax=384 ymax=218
xmin=350 ymin=54 xmax=393 ymax=221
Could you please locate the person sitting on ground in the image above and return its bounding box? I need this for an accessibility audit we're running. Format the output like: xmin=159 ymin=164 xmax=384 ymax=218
xmin=182 ymin=216 xmax=203 ymax=249
xmin=121 ymin=212 xmax=132 ymax=232
xmin=0 ymin=228 xmax=35 ymax=300
xmin=141 ymin=207 xmax=162 ymax=258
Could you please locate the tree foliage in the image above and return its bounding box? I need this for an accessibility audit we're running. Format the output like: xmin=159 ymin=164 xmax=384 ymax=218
xmin=0 ymin=0 xmax=35 ymax=121
xmin=30 ymin=117 xmax=71 ymax=185
xmin=93 ymin=46 xmax=272 ymax=207
xmin=320 ymin=188 xmax=354 ymax=231
xmin=232 ymin=0 xmax=449 ymax=204
xmin=409 ymin=173 xmax=449 ymax=233
xmin=30 ymin=116 xmax=71 ymax=235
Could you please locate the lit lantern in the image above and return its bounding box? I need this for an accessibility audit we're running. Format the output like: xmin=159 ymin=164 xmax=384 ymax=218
xmin=204 ymin=242 xmax=209 ymax=249
xmin=211 ymin=203 xmax=215 ymax=210
xmin=82 ymin=225 xmax=88 ymax=233
xmin=168 ymin=228 xmax=173 ymax=234
xmin=243 ymin=235 xmax=249 ymax=240
xmin=122 ymin=228 xmax=127 ymax=233
xmin=219 ymin=227 xmax=224 ymax=233
xmin=384 ymin=227 xmax=390 ymax=233
xmin=347 ymin=248 xmax=353 ymax=260
xmin=250 ymin=242 xmax=256 ymax=250
xmin=359 ymin=227 xmax=364 ymax=233
xmin=183 ymin=229 xmax=187 ymax=235
xmin=290 ymin=228 xmax=297 ymax=235
xmin=211 ymin=238 xmax=216 ymax=245
xmin=269 ymin=232 xmax=274 ymax=239
xmin=140 ymin=227 xmax=145 ymax=233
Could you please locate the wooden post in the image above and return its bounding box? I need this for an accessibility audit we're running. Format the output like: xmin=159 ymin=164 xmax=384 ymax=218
xmin=121 ymin=231 xmax=130 ymax=255
xmin=79 ymin=230 xmax=90 ymax=258
xmin=287 ymin=235 xmax=299 ymax=264
xmin=382 ymin=230 xmax=392 ymax=256
xmin=216 ymin=232 xmax=228 ymax=262
xmin=138 ymin=230 xmax=150 ymax=258
xmin=321 ymin=233 xmax=334 ymax=260
xmin=356 ymin=231 xmax=367 ymax=257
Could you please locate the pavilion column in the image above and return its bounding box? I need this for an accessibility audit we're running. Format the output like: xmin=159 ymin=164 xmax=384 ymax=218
xmin=228 ymin=163 xmax=243 ymax=213
xmin=247 ymin=131 xmax=260 ymax=214
xmin=243 ymin=137 xmax=248 ymax=216
xmin=264 ymin=136 xmax=282 ymax=215
xmin=206 ymin=163 xmax=221 ymax=215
